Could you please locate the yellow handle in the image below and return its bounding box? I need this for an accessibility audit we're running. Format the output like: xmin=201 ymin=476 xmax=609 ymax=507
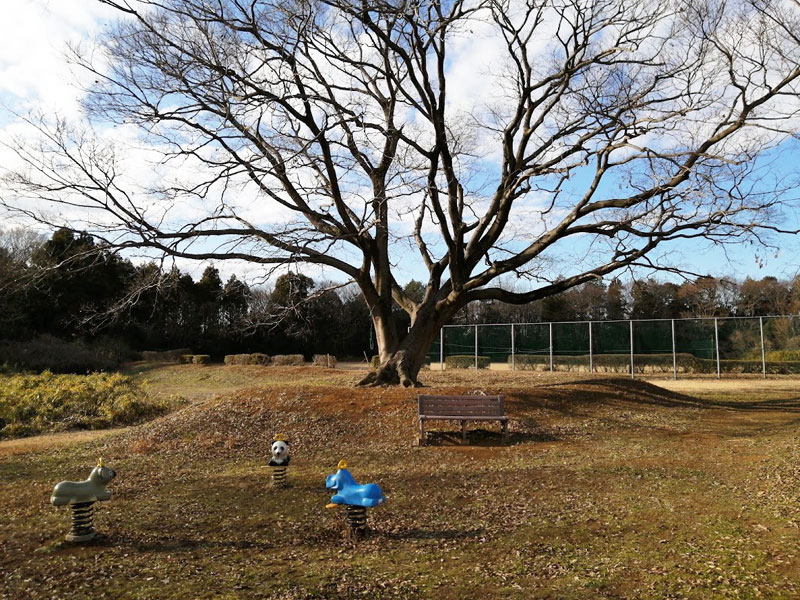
xmin=337 ymin=459 xmax=348 ymax=470
xmin=325 ymin=503 xmax=339 ymax=509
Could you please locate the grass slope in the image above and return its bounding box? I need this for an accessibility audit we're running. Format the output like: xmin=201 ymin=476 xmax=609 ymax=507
xmin=0 ymin=371 xmax=183 ymax=439
xmin=1 ymin=366 xmax=800 ymax=599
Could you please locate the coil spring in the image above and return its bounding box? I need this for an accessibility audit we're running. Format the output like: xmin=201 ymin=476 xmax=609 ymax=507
xmin=67 ymin=502 xmax=95 ymax=541
xmin=345 ymin=505 xmax=368 ymax=531
xmin=271 ymin=465 xmax=287 ymax=487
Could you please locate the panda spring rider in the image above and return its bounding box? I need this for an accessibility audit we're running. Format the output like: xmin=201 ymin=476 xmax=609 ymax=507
xmin=269 ymin=435 xmax=290 ymax=487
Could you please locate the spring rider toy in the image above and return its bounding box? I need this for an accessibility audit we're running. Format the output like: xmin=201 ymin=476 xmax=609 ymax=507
xmin=268 ymin=434 xmax=290 ymax=487
xmin=51 ymin=458 xmax=116 ymax=542
xmin=325 ymin=460 xmax=385 ymax=539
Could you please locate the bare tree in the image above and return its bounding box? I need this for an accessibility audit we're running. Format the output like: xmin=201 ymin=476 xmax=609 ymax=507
xmin=2 ymin=0 xmax=800 ymax=386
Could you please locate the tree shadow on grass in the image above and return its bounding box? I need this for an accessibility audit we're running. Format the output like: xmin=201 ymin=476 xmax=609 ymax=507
xmin=129 ymin=536 xmax=276 ymax=553
xmin=120 ymin=361 xmax=179 ymax=376
xmin=40 ymin=532 xmax=279 ymax=554
xmin=515 ymin=378 xmax=800 ymax=413
xmin=382 ymin=527 xmax=485 ymax=542
xmin=422 ymin=428 xmax=558 ymax=447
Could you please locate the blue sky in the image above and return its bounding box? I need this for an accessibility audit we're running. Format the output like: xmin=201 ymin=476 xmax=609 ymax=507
xmin=1 ymin=0 xmax=799 ymax=288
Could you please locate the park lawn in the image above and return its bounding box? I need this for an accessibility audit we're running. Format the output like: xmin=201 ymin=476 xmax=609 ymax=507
xmin=1 ymin=366 xmax=800 ymax=599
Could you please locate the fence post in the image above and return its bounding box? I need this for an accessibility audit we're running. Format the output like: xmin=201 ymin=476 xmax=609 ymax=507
xmin=511 ymin=323 xmax=516 ymax=371
xmin=440 ymin=327 xmax=444 ymax=371
xmin=629 ymin=320 xmax=634 ymax=379
xmin=549 ymin=322 xmax=554 ymax=372
xmin=474 ymin=324 xmax=478 ymax=370
xmin=671 ymin=319 xmax=677 ymax=380
xmin=714 ymin=318 xmax=720 ymax=379
xmin=759 ymin=316 xmax=766 ymax=379
xmin=588 ymin=321 xmax=593 ymax=373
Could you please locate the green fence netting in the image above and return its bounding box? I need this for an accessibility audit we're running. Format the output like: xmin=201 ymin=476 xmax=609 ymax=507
xmin=428 ymin=315 xmax=800 ymax=374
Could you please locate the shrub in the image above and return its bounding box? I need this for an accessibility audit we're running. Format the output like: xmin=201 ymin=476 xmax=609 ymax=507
xmin=509 ymin=354 xmax=549 ymax=371
xmin=224 ymin=353 xmax=271 ymax=365
xmin=141 ymin=348 xmax=192 ymax=363
xmin=180 ymin=354 xmax=195 ymax=364
xmin=312 ymin=354 xmax=337 ymax=367
xmin=694 ymin=358 xmax=800 ymax=375
xmin=0 ymin=336 xmax=128 ymax=374
xmin=445 ymin=355 xmax=490 ymax=369
xmin=370 ymin=355 xmax=381 ymax=368
xmin=192 ymin=355 xmax=211 ymax=365
xmin=249 ymin=353 xmax=271 ymax=366
xmin=510 ymin=353 xmax=696 ymax=373
xmin=0 ymin=371 xmax=181 ymax=439
xmin=508 ymin=352 xmax=800 ymax=375
xmin=764 ymin=361 xmax=800 ymax=374
xmin=224 ymin=354 xmax=247 ymax=365
xmin=765 ymin=349 xmax=800 ymax=362
xmin=272 ymin=354 xmax=305 ymax=366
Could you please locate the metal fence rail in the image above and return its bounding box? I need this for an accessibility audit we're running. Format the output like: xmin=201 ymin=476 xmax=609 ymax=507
xmin=428 ymin=315 xmax=800 ymax=379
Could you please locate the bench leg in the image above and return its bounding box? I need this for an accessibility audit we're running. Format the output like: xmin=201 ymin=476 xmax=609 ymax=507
xmin=501 ymin=420 xmax=508 ymax=436
xmin=418 ymin=419 xmax=426 ymax=446
xmin=461 ymin=420 xmax=467 ymax=441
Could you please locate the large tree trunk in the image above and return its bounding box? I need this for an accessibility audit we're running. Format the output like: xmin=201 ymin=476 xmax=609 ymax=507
xmin=357 ymin=307 xmax=447 ymax=387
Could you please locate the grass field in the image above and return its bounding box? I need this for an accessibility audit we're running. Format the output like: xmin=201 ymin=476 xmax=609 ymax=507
xmin=2 ymin=365 xmax=800 ymax=599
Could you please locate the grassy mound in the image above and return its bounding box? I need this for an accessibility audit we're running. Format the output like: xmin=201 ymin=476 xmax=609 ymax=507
xmin=4 ymin=370 xmax=800 ymax=599
xmin=0 ymin=371 xmax=182 ymax=439
xmin=113 ymin=377 xmax=707 ymax=463
xmin=116 ymin=384 xmax=418 ymax=460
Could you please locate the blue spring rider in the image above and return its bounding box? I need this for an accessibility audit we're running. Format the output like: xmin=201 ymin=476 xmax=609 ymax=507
xmin=325 ymin=460 xmax=385 ymax=538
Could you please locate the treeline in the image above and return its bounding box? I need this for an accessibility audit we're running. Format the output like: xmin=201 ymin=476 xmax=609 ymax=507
xmin=0 ymin=228 xmax=374 ymax=363
xmin=454 ymin=276 xmax=800 ymax=324
xmin=2 ymin=228 xmax=799 ymax=370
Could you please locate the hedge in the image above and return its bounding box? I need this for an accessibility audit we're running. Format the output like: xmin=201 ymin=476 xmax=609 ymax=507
xmin=696 ymin=359 xmax=800 ymax=375
xmin=249 ymin=353 xmax=271 ymax=366
xmin=223 ymin=353 xmax=272 ymax=366
xmin=312 ymin=354 xmax=337 ymax=367
xmin=192 ymin=355 xmax=211 ymax=365
xmin=508 ymin=353 xmax=800 ymax=374
xmin=765 ymin=349 xmax=800 ymax=362
xmin=445 ymin=355 xmax=490 ymax=369
xmin=272 ymin=354 xmax=305 ymax=366
xmin=141 ymin=348 xmax=192 ymax=363
xmin=510 ymin=353 xmax=694 ymax=373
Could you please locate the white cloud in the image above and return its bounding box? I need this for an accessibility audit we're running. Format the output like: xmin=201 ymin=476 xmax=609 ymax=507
xmin=0 ymin=0 xmax=119 ymax=120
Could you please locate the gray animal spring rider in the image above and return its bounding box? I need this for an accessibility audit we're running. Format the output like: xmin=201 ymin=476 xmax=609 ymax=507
xmin=51 ymin=458 xmax=116 ymax=542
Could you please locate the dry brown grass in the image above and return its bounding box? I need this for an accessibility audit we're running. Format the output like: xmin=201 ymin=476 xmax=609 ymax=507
xmin=2 ymin=365 xmax=800 ymax=599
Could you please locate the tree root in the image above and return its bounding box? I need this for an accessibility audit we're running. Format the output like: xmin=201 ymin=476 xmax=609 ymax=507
xmin=356 ymin=363 xmax=422 ymax=388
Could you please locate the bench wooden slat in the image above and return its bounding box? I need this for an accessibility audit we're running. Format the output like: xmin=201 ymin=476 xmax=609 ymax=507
xmin=421 ymin=410 xmax=503 ymax=418
xmin=421 ymin=415 xmax=509 ymax=421
xmin=420 ymin=406 xmax=504 ymax=416
xmin=422 ymin=408 xmax=500 ymax=412
xmin=417 ymin=394 xmax=508 ymax=444
xmin=420 ymin=400 xmax=503 ymax=407
xmin=418 ymin=397 xmax=502 ymax=401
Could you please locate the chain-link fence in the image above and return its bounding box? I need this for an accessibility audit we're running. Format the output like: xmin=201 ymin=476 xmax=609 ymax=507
xmin=427 ymin=316 xmax=800 ymax=377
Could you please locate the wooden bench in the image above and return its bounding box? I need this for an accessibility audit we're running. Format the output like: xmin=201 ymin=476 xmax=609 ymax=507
xmin=417 ymin=394 xmax=508 ymax=445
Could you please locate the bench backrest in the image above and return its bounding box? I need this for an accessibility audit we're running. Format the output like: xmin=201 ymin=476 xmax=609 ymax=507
xmin=418 ymin=394 xmax=505 ymax=417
